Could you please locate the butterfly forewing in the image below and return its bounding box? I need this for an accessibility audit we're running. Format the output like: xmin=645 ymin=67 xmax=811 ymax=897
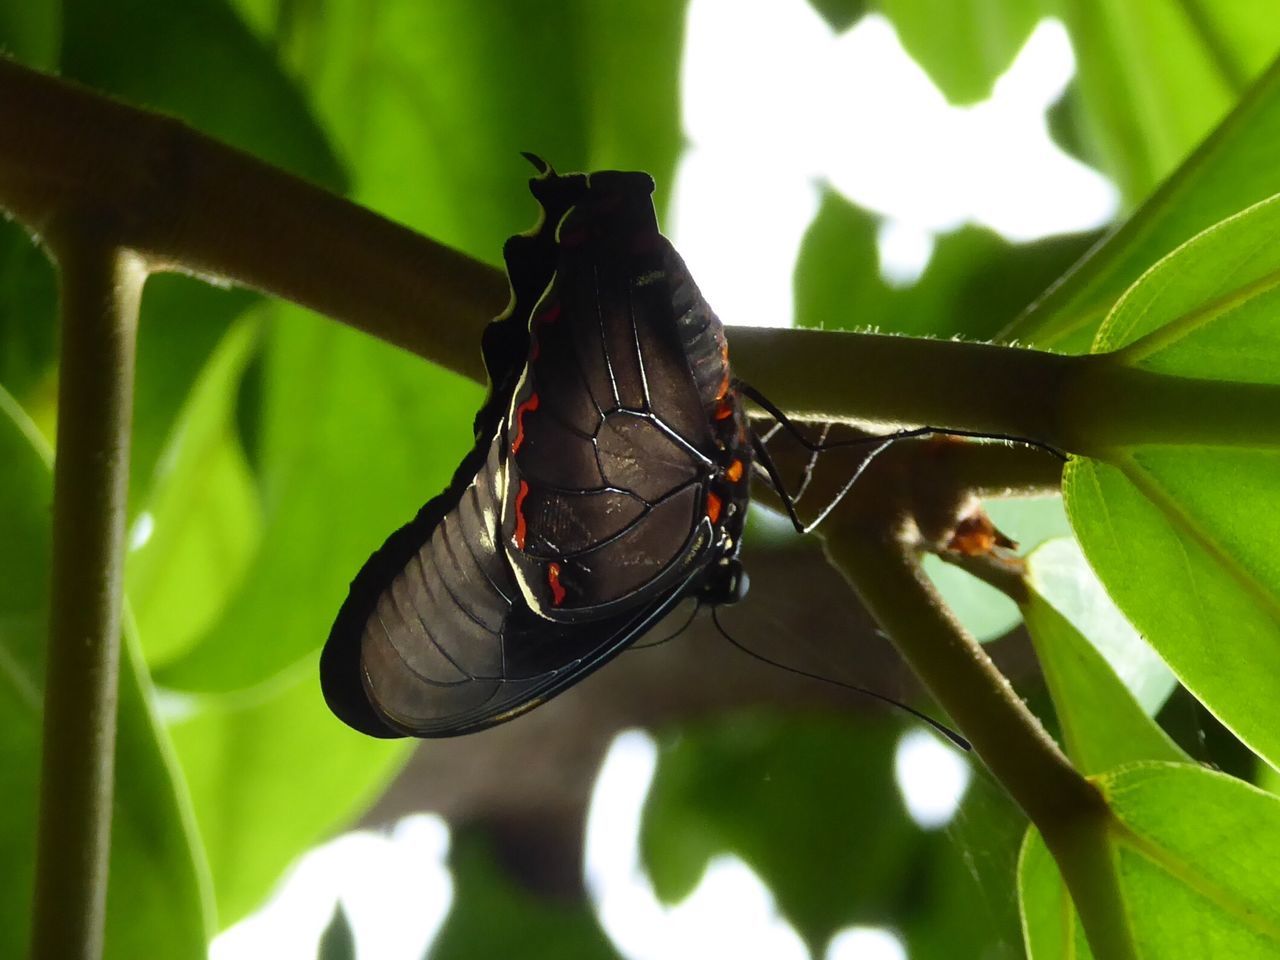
xmin=501 ymin=177 xmax=721 ymax=620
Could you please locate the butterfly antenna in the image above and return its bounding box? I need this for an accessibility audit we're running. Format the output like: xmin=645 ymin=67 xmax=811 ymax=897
xmin=711 ymin=608 xmax=971 ymax=751
xmin=630 ymin=600 xmax=700 ymax=651
xmin=736 ymin=380 xmax=1068 ymax=462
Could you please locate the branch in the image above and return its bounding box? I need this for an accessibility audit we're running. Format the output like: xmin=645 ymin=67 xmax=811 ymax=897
xmin=28 ymin=225 xmax=144 ymax=960
xmin=0 ymin=56 xmax=505 ymax=383
xmin=823 ymin=526 xmax=1135 ymax=959
xmin=0 ymin=59 xmax=1080 ymax=443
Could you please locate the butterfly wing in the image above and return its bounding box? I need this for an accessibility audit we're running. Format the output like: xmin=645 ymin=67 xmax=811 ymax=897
xmin=322 ymin=163 xmax=723 ymax=738
xmin=500 ymin=173 xmax=725 ymax=620
xmin=322 ymin=431 xmax=697 ymax=737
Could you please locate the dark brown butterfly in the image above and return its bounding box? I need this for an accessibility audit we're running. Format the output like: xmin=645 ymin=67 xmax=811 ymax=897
xmin=321 ymin=157 xmax=752 ymax=738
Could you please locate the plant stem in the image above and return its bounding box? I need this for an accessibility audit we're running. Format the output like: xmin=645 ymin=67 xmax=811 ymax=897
xmin=824 ymin=530 xmax=1137 ymax=958
xmin=826 ymin=532 xmax=1092 ymax=825
xmin=29 ymin=232 xmax=144 ymax=960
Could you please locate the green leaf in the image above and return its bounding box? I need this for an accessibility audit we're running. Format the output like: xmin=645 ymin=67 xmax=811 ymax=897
xmin=1063 ymin=193 xmax=1280 ymax=770
xmin=1022 ymin=763 xmax=1280 ymax=957
xmin=641 ymin=714 xmax=919 ymax=946
xmin=60 ymin=0 xmax=345 ymax=190
xmin=1059 ymin=3 xmax=1280 ymax=207
xmin=1022 ymin=540 xmax=1185 ymax=775
xmin=127 ymin=317 xmax=262 ymax=667
xmin=1024 ymin=538 xmax=1176 ymax=715
xmin=876 ymin=0 xmax=1039 ymax=104
xmin=0 ymin=0 xmax=60 ymax=68
xmin=806 ymin=0 xmax=866 ymax=32
xmin=1017 ymin=830 xmax=1092 ymax=960
xmin=1101 ymin=763 xmax=1280 ymax=952
xmin=264 ymin=0 xmax=685 ymax=260
xmin=128 ymin=277 xmax=256 ymax=517
xmin=429 ymin=830 xmax=621 ymax=960
xmin=0 ymin=387 xmax=212 ymax=959
xmin=316 ymin=902 xmax=357 ymax=960
xmin=642 ymin=714 xmax=1025 ymax=956
xmin=794 ymin=187 xmax=1097 ymax=341
xmin=1001 ymin=56 xmax=1280 ymax=351
xmin=0 ymin=224 xmax=58 ymax=420
xmin=168 ymin=661 xmax=408 ymax=927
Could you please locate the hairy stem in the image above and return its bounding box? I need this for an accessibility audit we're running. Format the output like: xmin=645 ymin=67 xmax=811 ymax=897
xmin=825 ymin=531 xmax=1135 ymax=958
xmin=29 ymin=233 xmax=144 ymax=960
xmin=4 ymin=60 xmax=1270 ymax=463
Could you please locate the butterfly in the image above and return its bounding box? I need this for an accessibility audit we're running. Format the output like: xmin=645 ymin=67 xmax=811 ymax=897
xmin=321 ymin=157 xmax=752 ymax=738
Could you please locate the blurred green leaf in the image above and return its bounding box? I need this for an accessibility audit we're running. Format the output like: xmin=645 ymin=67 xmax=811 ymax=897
xmin=127 ymin=317 xmax=262 ymax=667
xmin=1022 ymin=540 xmax=1185 ymax=775
xmin=429 ymin=830 xmax=621 ymax=960
xmin=0 ymin=0 xmax=60 ymax=68
xmin=643 ymin=713 xmax=1025 ymax=956
xmin=0 ymin=224 xmax=57 ymax=419
xmin=60 ymin=0 xmax=345 ymax=189
xmin=316 ymin=902 xmax=357 ymax=960
xmin=0 ymin=387 xmax=212 ymax=959
xmin=1024 ymin=538 xmax=1176 ymax=716
xmin=924 ymin=554 xmax=1021 ymax=642
xmin=168 ymin=660 xmax=408 ymax=926
xmin=128 ymin=278 xmax=256 ymax=516
xmin=794 ymin=187 xmax=1096 ymax=340
xmin=266 ymin=0 xmax=685 ymax=259
xmin=642 ymin=714 xmax=918 ymax=945
xmin=1064 ymin=193 xmax=1280 ymax=770
xmin=1002 ymin=55 xmax=1280 ymax=352
xmin=1059 ymin=3 xmax=1280 ymax=207
xmin=876 ymin=0 xmax=1039 ymax=104
xmin=1022 ymin=763 xmax=1280 ymax=957
xmin=806 ymin=0 xmax=866 ymax=32
xmin=907 ymin=768 xmax=1028 ymax=959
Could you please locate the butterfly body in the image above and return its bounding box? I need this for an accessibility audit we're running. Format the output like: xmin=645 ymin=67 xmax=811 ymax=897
xmin=321 ymin=162 xmax=750 ymax=738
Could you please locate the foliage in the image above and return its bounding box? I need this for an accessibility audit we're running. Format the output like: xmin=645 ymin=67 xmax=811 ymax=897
xmin=3 ymin=2 xmax=1280 ymax=959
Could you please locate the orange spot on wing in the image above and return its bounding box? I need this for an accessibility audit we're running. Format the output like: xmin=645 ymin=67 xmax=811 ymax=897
xmin=706 ymin=492 xmax=723 ymax=525
xmin=513 ymin=480 xmax=530 ymax=549
xmin=714 ymin=401 xmax=734 ymax=421
xmin=511 ymin=393 xmax=540 ymax=454
xmin=547 ymin=562 xmax=566 ymax=605
xmin=715 ymin=373 xmax=731 ymax=402
xmin=726 ymin=459 xmax=744 ymax=483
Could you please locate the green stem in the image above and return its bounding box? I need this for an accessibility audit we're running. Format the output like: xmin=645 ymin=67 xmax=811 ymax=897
xmin=824 ymin=532 xmax=1136 ymax=958
xmin=826 ymin=533 xmax=1091 ymax=825
xmin=731 ymin=327 xmax=1075 ymax=438
xmin=29 ymin=233 xmax=143 ymax=960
